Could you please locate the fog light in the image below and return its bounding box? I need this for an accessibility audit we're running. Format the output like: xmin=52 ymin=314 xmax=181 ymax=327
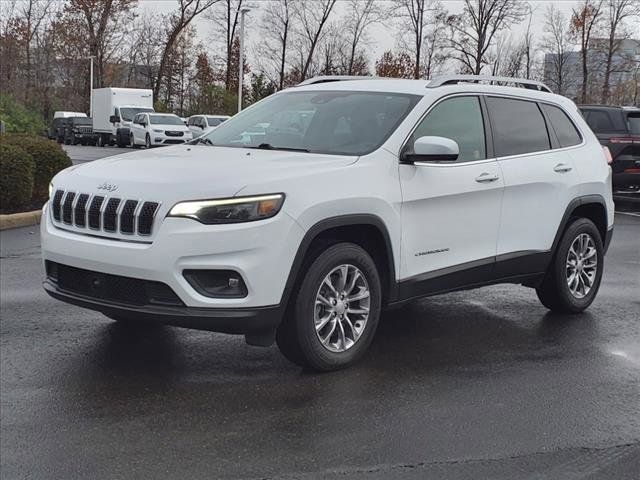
xmin=183 ymin=270 xmax=248 ymax=298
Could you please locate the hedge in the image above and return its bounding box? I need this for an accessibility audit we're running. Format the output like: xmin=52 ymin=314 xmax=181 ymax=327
xmin=0 ymin=143 xmax=35 ymax=211
xmin=0 ymin=134 xmax=71 ymax=201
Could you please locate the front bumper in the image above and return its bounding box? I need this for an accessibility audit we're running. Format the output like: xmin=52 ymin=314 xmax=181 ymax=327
xmin=41 ymin=203 xmax=304 ymax=309
xmin=152 ymin=133 xmax=192 ymax=145
xmin=43 ymin=280 xmax=281 ymax=343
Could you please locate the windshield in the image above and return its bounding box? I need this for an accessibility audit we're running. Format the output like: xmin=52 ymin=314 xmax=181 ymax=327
xmin=201 ymin=91 xmax=420 ymax=155
xmin=207 ymin=117 xmax=227 ymax=126
xmin=72 ymin=117 xmax=92 ymax=125
xmin=627 ymin=113 xmax=640 ymax=134
xmin=149 ymin=115 xmax=184 ymax=125
xmin=120 ymin=107 xmax=154 ymax=122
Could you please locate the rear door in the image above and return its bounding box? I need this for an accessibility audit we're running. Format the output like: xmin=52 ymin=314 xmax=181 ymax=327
xmin=399 ymin=95 xmax=503 ymax=286
xmin=488 ymin=96 xmax=581 ymax=263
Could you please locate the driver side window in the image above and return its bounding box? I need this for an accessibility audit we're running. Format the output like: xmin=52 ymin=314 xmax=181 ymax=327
xmin=408 ymin=96 xmax=486 ymax=162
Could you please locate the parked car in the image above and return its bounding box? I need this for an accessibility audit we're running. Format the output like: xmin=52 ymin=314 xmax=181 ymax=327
xmin=129 ymin=112 xmax=193 ymax=148
xmin=48 ymin=111 xmax=87 ymax=142
xmin=43 ymin=75 xmax=614 ymax=371
xmin=63 ymin=117 xmax=98 ymax=146
xmin=187 ymin=114 xmax=230 ymax=137
xmin=579 ymin=105 xmax=640 ymax=191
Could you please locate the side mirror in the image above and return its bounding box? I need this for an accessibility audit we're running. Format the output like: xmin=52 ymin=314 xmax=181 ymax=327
xmin=140 ymin=122 xmax=146 ymax=127
xmin=401 ymin=136 xmax=459 ymax=164
xmin=109 ymin=115 xmax=117 ymax=124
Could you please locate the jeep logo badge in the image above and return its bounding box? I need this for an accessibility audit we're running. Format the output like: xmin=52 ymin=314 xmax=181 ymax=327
xmin=97 ymin=182 xmax=118 ymax=192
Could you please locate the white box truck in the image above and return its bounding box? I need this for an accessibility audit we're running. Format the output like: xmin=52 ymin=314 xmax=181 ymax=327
xmin=92 ymin=87 xmax=154 ymax=147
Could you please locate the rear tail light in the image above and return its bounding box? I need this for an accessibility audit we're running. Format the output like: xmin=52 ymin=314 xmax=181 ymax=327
xmin=603 ymin=146 xmax=613 ymax=165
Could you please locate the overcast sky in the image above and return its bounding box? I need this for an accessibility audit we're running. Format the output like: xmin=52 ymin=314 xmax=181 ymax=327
xmin=139 ymin=0 xmax=638 ymax=70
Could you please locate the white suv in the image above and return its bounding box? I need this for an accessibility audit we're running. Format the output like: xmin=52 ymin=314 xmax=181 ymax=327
xmin=129 ymin=113 xmax=192 ymax=148
xmin=42 ymin=75 xmax=614 ymax=371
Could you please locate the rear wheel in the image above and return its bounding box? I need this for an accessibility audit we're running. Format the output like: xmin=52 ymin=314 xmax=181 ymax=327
xmin=97 ymin=135 xmax=105 ymax=147
xmin=276 ymin=243 xmax=381 ymax=371
xmin=536 ymin=218 xmax=604 ymax=313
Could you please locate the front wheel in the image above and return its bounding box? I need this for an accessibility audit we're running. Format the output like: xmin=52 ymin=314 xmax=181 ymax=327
xmin=536 ymin=218 xmax=604 ymax=313
xmin=145 ymin=134 xmax=152 ymax=149
xmin=276 ymin=243 xmax=382 ymax=371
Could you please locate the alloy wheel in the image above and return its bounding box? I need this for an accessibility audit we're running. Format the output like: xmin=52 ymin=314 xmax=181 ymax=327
xmin=565 ymin=233 xmax=598 ymax=299
xmin=314 ymin=264 xmax=370 ymax=353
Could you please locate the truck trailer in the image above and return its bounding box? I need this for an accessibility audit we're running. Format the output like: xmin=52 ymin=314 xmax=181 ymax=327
xmin=92 ymin=88 xmax=154 ymax=147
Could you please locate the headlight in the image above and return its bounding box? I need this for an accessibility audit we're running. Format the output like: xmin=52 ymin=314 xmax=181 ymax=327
xmin=153 ymin=129 xmax=164 ymax=133
xmin=168 ymin=193 xmax=284 ymax=224
xmin=48 ymin=182 xmax=53 ymax=199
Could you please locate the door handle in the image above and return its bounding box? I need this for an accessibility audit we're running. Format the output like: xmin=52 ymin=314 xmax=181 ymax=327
xmin=554 ymin=163 xmax=572 ymax=173
xmin=475 ymin=172 xmax=500 ymax=183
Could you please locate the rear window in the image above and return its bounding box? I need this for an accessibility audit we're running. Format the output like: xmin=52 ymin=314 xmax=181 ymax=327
xmin=486 ymin=97 xmax=550 ymax=157
xmin=207 ymin=117 xmax=226 ymax=126
xmin=583 ymin=109 xmax=627 ymax=133
xmin=627 ymin=113 xmax=640 ymax=134
xmin=541 ymin=104 xmax=582 ymax=147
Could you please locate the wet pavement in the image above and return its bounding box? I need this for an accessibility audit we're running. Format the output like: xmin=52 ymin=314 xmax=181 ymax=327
xmin=1 ymin=214 xmax=639 ymax=479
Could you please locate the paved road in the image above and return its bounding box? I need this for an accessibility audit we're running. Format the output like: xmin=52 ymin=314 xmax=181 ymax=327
xmin=63 ymin=144 xmax=125 ymax=164
xmin=1 ymin=213 xmax=639 ymax=479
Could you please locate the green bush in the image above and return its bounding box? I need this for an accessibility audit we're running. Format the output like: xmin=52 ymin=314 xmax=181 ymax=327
xmin=0 ymin=143 xmax=35 ymax=211
xmin=0 ymin=95 xmax=46 ymax=135
xmin=0 ymin=134 xmax=71 ymax=201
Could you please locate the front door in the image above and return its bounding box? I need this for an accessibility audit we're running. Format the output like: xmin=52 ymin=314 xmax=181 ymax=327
xmin=399 ymin=95 xmax=503 ymax=291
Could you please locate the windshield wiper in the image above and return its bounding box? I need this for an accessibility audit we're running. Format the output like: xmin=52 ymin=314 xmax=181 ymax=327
xmin=254 ymin=143 xmax=310 ymax=153
xmin=192 ymin=137 xmax=215 ymax=146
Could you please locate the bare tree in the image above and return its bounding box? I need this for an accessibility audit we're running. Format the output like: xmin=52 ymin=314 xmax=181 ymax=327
xmin=570 ymin=0 xmax=604 ymax=103
xmin=600 ymin=0 xmax=640 ymax=103
xmin=63 ymin=0 xmax=138 ymax=88
xmin=344 ymin=0 xmax=383 ymax=76
xmin=155 ymin=0 xmax=219 ymax=99
xmin=292 ymin=0 xmax=337 ymax=81
xmin=542 ymin=4 xmax=576 ymax=96
xmin=394 ymin=0 xmax=433 ymax=79
xmin=206 ymin=0 xmax=247 ymax=91
xmin=448 ymin=0 xmax=528 ymax=75
xmin=258 ymin=0 xmax=291 ymax=90
xmin=17 ymin=0 xmax=54 ymax=94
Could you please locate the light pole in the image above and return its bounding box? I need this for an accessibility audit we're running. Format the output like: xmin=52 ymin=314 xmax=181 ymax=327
xmin=238 ymin=7 xmax=250 ymax=113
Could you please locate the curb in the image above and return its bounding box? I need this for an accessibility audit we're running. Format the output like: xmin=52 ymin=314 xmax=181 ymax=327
xmin=0 ymin=210 xmax=42 ymax=231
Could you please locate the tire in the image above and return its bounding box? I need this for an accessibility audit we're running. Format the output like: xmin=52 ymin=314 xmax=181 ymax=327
xmin=276 ymin=242 xmax=382 ymax=371
xmin=97 ymin=135 xmax=104 ymax=147
xmin=129 ymin=133 xmax=138 ymax=149
xmin=145 ymin=134 xmax=151 ymax=149
xmin=536 ymin=218 xmax=604 ymax=313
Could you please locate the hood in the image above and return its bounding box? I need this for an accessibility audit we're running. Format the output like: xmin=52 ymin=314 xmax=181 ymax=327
xmin=53 ymin=145 xmax=357 ymax=206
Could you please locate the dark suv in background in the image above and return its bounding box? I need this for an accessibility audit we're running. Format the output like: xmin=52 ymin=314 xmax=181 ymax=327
xmin=579 ymin=105 xmax=640 ymax=192
xmin=63 ymin=117 xmax=97 ymax=145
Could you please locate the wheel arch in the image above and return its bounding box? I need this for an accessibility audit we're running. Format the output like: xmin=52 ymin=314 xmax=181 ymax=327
xmin=552 ymin=195 xmax=609 ymax=254
xmin=280 ymin=215 xmax=398 ymax=311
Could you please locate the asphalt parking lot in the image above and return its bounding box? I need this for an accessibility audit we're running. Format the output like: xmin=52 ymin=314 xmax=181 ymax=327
xmin=1 ymin=146 xmax=639 ymax=479
xmin=2 ymin=214 xmax=639 ymax=479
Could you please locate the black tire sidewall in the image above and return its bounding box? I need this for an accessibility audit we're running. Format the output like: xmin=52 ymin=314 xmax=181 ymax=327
xmin=551 ymin=218 xmax=604 ymax=312
xmin=294 ymin=243 xmax=381 ymax=371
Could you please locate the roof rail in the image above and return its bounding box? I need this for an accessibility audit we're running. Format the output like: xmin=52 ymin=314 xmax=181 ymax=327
xmin=428 ymin=75 xmax=552 ymax=93
xmin=296 ymin=75 xmax=380 ymax=86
